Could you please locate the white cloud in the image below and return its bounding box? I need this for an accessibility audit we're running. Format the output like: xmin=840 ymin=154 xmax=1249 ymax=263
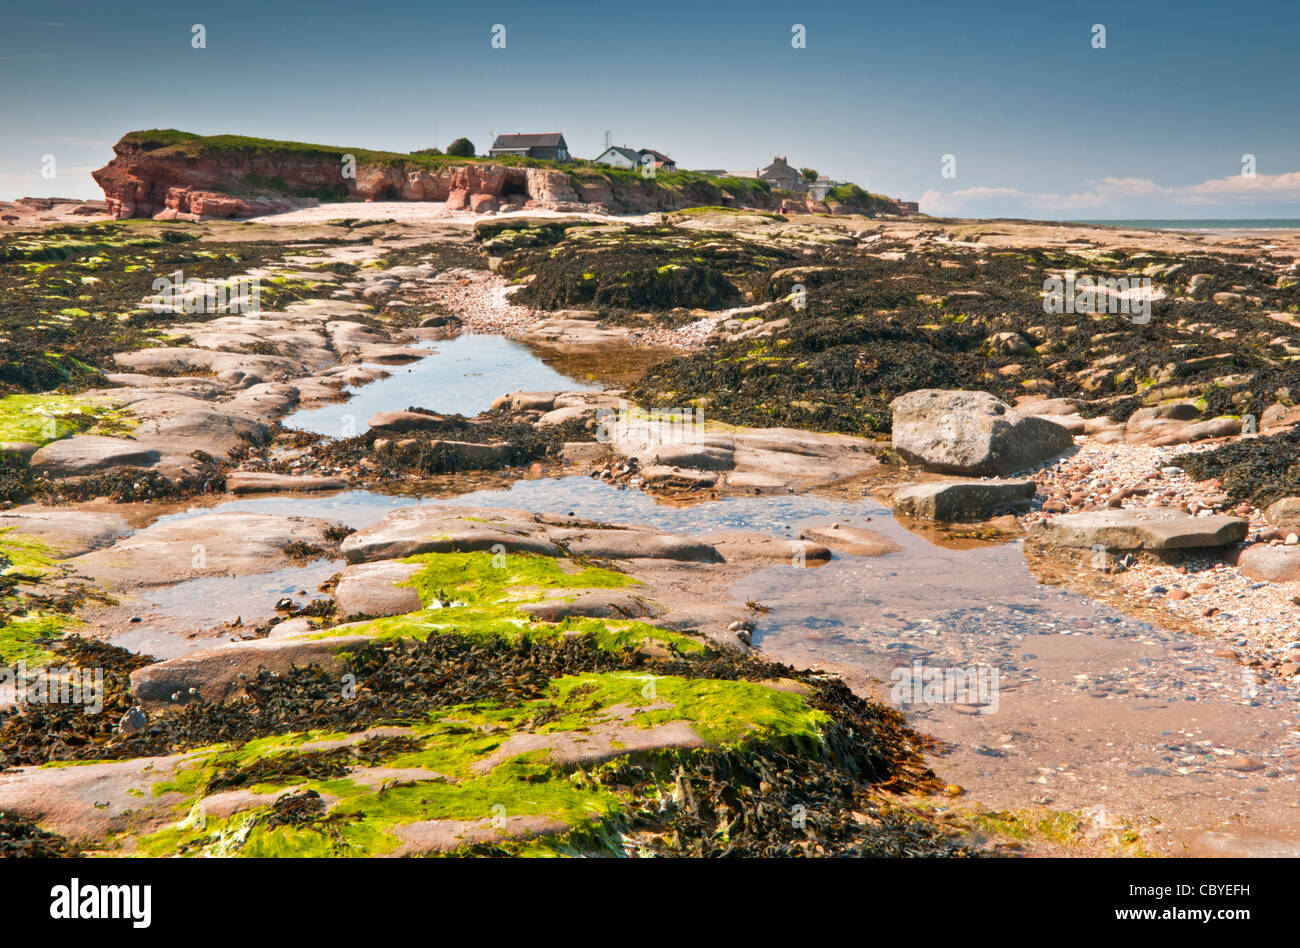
xmin=921 ymin=170 xmax=1300 ymax=217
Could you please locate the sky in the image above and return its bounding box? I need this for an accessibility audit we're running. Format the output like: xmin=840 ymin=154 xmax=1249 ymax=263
xmin=3 ymin=0 xmax=1299 ymax=219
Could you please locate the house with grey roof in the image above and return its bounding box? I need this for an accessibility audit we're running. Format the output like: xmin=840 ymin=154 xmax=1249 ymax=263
xmin=593 ymin=145 xmax=678 ymax=172
xmin=592 ymin=145 xmax=643 ymax=169
xmin=488 ymin=133 xmax=570 ymax=161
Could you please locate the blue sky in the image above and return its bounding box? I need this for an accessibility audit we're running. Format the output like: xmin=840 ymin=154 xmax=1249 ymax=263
xmin=3 ymin=0 xmax=1298 ymax=218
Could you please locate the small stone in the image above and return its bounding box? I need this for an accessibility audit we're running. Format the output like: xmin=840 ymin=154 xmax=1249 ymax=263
xmin=1223 ymin=757 xmax=1265 ymax=772
xmin=1167 ymin=589 xmax=1190 ymax=600
xmin=117 ymin=707 xmax=148 ymax=735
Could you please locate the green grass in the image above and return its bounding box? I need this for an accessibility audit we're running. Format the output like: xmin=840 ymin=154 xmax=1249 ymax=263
xmin=120 ymin=129 xmax=568 ymax=172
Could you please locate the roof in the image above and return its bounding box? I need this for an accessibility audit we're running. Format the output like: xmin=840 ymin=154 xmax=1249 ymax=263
xmin=638 ymin=148 xmax=674 ymax=164
xmin=761 ymin=162 xmax=800 ymax=179
xmin=490 ymin=133 xmax=566 ymax=149
xmin=596 ymin=145 xmax=643 ymax=164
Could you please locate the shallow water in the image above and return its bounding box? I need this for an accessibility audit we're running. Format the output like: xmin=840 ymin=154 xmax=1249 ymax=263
xmin=110 ymin=559 xmax=342 ymax=659
xmin=101 ymin=473 xmax=1300 ymax=848
xmin=283 ymin=335 xmax=597 ymax=436
xmin=150 ymin=489 xmax=419 ymax=531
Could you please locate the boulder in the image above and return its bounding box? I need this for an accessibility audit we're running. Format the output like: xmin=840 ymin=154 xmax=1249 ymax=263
xmin=1027 ymin=508 xmax=1249 ymax=550
xmin=890 ymin=390 xmax=1073 ymax=476
xmin=1263 ymin=497 xmax=1300 ymax=530
xmin=892 ymin=478 xmax=1036 ymax=521
xmin=1237 ymin=544 xmax=1300 ymax=583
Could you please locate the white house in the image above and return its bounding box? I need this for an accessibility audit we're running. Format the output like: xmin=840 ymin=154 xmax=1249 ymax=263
xmin=592 ymin=146 xmax=643 ymax=170
xmin=593 ymin=146 xmax=678 ymax=173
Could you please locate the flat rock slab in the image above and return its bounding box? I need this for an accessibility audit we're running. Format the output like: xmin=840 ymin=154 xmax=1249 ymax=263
xmin=114 ymin=347 xmax=304 ymax=389
xmin=334 ymin=560 xmax=422 ymax=619
xmin=798 ymin=524 xmax=902 ymax=558
xmin=701 ymin=531 xmax=832 ymax=563
xmin=341 ymin=505 xmax=721 ymax=565
xmin=469 ymin=719 xmax=706 ymax=775
xmin=130 ymin=632 xmax=373 ymax=707
xmin=1027 ymin=508 xmax=1249 ymax=550
xmin=891 ymin=389 xmax=1073 ymax=476
xmin=0 ymin=508 xmax=130 ymax=556
xmin=367 ymin=410 xmax=445 ymax=433
xmin=640 ymin=465 xmax=718 ymax=488
xmin=29 ymin=436 xmax=161 ymax=478
xmin=69 ymin=511 xmax=342 ymax=588
xmin=517 ymin=589 xmax=661 ymax=621
xmin=1237 ymin=544 xmax=1300 ymax=583
xmin=610 ymin=424 xmax=878 ymax=491
xmin=0 ymin=754 xmax=190 ymax=839
xmin=226 ymin=471 xmax=348 ymax=494
xmin=390 ymin=816 xmax=570 ymax=855
xmin=892 ymin=478 xmax=1036 ymax=521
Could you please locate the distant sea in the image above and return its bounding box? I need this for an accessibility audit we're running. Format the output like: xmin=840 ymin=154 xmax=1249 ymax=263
xmin=1071 ymin=219 xmax=1300 ymax=233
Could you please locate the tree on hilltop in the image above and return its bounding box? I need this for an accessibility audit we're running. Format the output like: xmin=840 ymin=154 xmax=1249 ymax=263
xmin=446 ymin=137 xmax=476 ymax=157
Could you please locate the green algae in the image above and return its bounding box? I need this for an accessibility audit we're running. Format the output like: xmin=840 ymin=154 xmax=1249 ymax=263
xmin=0 ymin=529 xmax=80 ymax=665
xmin=0 ymin=393 xmax=130 ymax=446
xmin=309 ymin=551 xmax=705 ymax=655
xmin=129 ymin=669 xmax=830 ymax=856
xmin=0 ymin=527 xmax=59 ymax=574
xmin=0 ymin=613 xmax=81 ymax=667
xmin=403 ymin=550 xmax=639 ymax=604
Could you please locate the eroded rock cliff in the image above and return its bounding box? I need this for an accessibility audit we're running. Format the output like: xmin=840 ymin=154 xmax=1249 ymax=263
xmin=92 ymin=130 xmax=907 ymax=221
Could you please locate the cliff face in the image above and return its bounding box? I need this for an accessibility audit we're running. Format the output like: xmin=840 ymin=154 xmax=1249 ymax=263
xmin=92 ymin=131 xmax=909 ymax=221
xmin=91 ymin=136 xmax=593 ymax=220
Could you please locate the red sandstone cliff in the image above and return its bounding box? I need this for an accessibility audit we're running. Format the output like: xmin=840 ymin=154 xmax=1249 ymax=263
xmin=92 ymin=135 xmax=612 ymax=221
xmin=92 ymin=132 xmax=911 ymax=221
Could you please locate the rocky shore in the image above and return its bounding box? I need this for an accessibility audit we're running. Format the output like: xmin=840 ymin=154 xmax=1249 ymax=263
xmin=2 ymin=205 xmax=1299 ymax=857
